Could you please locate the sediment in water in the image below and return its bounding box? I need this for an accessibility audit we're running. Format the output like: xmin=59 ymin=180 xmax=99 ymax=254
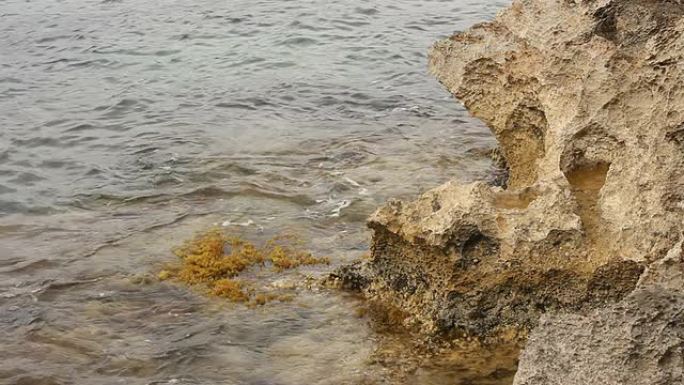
xmin=334 ymin=0 xmax=684 ymax=382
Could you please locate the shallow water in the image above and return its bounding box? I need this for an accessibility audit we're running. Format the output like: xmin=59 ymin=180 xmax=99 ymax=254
xmin=0 ymin=0 xmax=511 ymax=384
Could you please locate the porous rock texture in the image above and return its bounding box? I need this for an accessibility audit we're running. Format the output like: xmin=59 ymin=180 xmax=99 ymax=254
xmin=334 ymin=0 xmax=684 ymax=342
xmin=514 ymin=241 xmax=684 ymax=385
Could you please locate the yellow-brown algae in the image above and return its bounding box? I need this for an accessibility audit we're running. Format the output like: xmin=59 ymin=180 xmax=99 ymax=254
xmin=158 ymin=228 xmax=329 ymax=303
xmin=211 ymin=278 xmax=249 ymax=302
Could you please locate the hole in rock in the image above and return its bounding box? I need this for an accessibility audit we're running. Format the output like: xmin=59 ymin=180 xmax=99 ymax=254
xmin=500 ymin=101 xmax=548 ymax=188
xmin=564 ymin=161 xmax=611 ymax=256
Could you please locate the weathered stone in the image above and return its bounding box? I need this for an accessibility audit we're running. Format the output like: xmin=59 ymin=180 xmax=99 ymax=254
xmin=428 ymin=0 xmax=684 ymax=262
xmin=513 ymin=241 xmax=684 ymax=385
xmin=336 ymin=0 xmax=684 ymax=340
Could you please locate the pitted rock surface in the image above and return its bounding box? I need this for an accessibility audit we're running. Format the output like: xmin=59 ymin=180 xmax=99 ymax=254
xmin=337 ymin=0 xmax=684 ymax=340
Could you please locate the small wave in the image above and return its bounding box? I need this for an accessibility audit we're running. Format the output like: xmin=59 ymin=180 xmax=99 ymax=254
xmin=42 ymin=58 xmax=70 ymax=65
xmin=36 ymin=278 xmax=103 ymax=301
xmin=354 ymin=7 xmax=379 ymax=16
xmin=215 ymin=103 xmax=258 ymax=110
xmin=67 ymin=59 xmax=113 ymax=68
xmin=174 ymin=33 xmax=222 ymax=41
xmin=0 ymin=184 xmax=17 ymax=194
xmin=130 ymin=146 xmax=159 ymax=155
xmin=391 ymin=105 xmax=434 ymax=117
xmin=406 ymin=24 xmax=428 ymax=32
xmin=75 ymin=185 xmax=316 ymax=209
xmin=226 ymin=57 xmax=266 ymax=68
xmin=203 ymin=12 xmax=247 ymax=23
xmin=238 ymin=183 xmax=317 ymax=206
xmin=262 ymin=61 xmax=297 ymax=69
xmin=0 ymin=258 xmax=59 ymax=274
xmin=91 ymin=48 xmax=180 ymax=57
xmin=94 ymin=98 xmax=150 ymax=119
xmin=11 ymin=137 xmax=62 ymax=149
xmin=289 ymin=20 xmax=322 ymax=31
xmin=343 ymin=177 xmax=361 ymax=187
xmin=329 ymin=199 xmax=352 ymax=217
xmin=332 ymin=19 xmax=370 ymax=28
xmin=35 ymin=34 xmax=72 ymax=44
xmin=63 ymin=123 xmax=96 ymax=133
xmin=280 ymin=37 xmax=319 ymax=46
xmin=38 ymin=159 xmax=72 ymax=169
xmin=0 ymin=77 xmax=23 ymax=84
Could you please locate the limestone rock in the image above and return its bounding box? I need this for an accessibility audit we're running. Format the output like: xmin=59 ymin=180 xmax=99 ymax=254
xmin=428 ymin=0 xmax=684 ymax=262
xmin=513 ymin=240 xmax=684 ymax=385
xmin=337 ymin=0 xmax=684 ymax=337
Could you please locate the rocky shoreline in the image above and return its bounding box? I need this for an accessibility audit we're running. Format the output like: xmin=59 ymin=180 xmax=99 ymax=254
xmin=333 ymin=0 xmax=684 ymax=383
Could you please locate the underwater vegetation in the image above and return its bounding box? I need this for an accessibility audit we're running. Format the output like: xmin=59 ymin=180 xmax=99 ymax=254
xmin=158 ymin=228 xmax=329 ymax=304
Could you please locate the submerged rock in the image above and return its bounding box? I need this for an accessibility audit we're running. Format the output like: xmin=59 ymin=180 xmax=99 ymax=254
xmin=335 ymin=0 xmax=684 ymax=345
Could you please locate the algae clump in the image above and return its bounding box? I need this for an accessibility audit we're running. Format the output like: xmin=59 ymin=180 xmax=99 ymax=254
xmin=211 ymin=279 xmax=249 ymax=302
xmin=264 ymin=234 xmax=331 ymax=271
xmin=158 ymin=228 xmax=329 ymax=304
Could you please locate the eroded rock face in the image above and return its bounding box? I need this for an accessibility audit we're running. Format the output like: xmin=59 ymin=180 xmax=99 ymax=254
xmin=428 ymin=0 xmax=684 ymax=262
xmin=360 ymin=181 xmax=645 ymax=336
xmin=336 ymin=0 xmax=684 ymax=338
xmin=514 ymin=241 xmax=684 ymax=385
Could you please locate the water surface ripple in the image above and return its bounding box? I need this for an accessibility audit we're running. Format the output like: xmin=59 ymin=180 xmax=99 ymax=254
xmin=0 ymin=1 xmax=510 ymax=384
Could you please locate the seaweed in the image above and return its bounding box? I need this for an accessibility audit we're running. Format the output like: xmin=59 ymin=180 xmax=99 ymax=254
xmin=158 ymin=228 xmax=329 ymax=303
xmin=211 ymin=278 xmax=249 ymax=302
